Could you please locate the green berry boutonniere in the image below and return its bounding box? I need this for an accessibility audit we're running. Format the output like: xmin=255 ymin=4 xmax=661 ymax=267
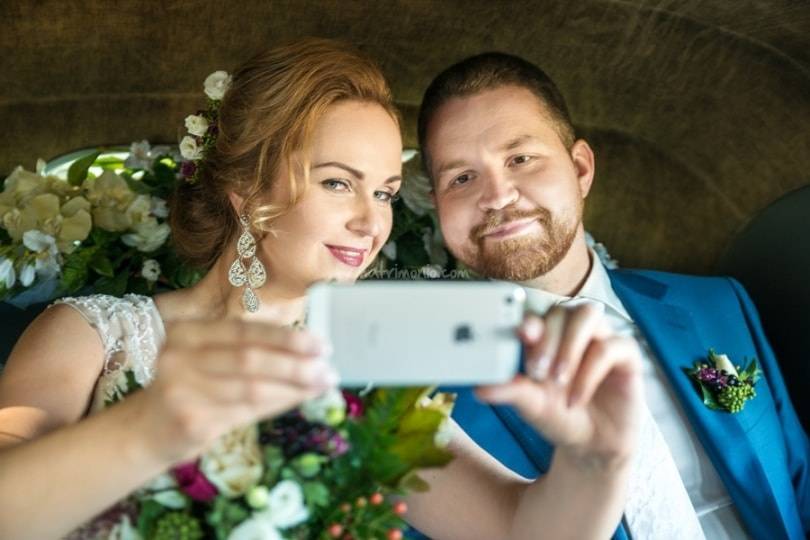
xmin=686 ymin=349 xmax=762 ymax=413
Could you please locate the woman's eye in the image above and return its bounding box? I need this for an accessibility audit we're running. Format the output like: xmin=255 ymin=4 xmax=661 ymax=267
xmin=450 ymin=173 xmax=471 ymax=187
xmin=322 ymin=179 xmax=350 ymax=191
xmin=375 ymin=191 xmax=399 ymax=204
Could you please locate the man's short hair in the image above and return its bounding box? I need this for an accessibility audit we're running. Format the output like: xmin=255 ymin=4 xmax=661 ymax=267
xmin=417 ymin=52 xmax=576 ymax=181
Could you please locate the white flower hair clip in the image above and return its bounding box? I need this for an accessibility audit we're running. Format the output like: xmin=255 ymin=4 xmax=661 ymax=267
xmin=179 ymin=70 xmax=232 ymax=184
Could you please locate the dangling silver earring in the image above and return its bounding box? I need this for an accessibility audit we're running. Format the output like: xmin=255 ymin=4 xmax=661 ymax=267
xmin=227 ymin=214 xmax=267 ymax=313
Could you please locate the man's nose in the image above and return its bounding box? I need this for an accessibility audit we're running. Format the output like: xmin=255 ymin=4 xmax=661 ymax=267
xmin=478 ymin=170 xmax=519 ymax=212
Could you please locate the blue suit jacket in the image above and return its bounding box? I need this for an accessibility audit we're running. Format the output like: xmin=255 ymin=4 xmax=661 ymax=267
xmin=447 ymin=269 xmax=810 ymax=540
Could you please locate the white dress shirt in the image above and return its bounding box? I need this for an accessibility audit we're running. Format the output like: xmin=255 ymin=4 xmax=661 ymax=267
xmin=522 ymin=250 xmax=751 ymax=539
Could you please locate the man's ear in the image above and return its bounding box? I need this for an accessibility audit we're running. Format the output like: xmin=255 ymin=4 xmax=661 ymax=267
xmin=570 ymin=139 xmax=596 ymax=198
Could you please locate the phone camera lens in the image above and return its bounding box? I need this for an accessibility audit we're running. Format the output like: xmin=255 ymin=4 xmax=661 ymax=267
xmin=505 ymin=295 xmax=514 ymax=305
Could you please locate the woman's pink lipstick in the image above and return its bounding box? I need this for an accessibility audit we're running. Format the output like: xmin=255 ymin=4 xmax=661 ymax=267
xmin=326 ymin=245 xmax=367 ymax=267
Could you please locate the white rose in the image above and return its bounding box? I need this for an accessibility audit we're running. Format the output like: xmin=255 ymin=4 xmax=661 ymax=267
xmin=0 ymin=258 xmax=16 ymax=289
xmin=300 ymin=388 xmax=346 ymax=426
xmin=200 ymin=425 xmax=263 ymax=498
xmin=184 ymin=114 xmax=210 ymax=137
xmin=227 ymin=515 xmax=282 ymax=540
xmin=204 ymin=70 xmax=232 ymax=101
xmin=141 ymin=259 xmax=161 ymax=282
xmin=121 ymin=218 xmax=170 ymax=252
xmin=179 ymin=136 xmax=203 ymax=161
xmin=714 ymin=353 xmax=739 ymax=377
xmin=261 ymin=479 xmax=309 ymax=529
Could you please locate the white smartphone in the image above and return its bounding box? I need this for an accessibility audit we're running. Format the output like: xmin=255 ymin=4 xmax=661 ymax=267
xmin=306 ymin=281 xmax=526 ymax=386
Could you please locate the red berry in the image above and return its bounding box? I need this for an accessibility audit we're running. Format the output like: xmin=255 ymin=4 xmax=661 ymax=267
xmin=370 ymin=492 xmax=384 ymax=505
xmin=393 ymin=501 xmax=408 ymax=515
xmin=387 ymin=529 xmax=403 ymax=540
xmin=328 ymin=524 xmax=343 ymax=538
xmin=355 ymin=496 xmax=367 ymax=508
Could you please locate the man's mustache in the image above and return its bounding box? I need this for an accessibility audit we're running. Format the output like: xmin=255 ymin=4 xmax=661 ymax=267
xmin=470 ymin=207 xmax=552 ymax=243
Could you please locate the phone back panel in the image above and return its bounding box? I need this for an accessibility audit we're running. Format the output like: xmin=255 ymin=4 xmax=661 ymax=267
xmin=307 ymin=281 xmax=525 ymax=386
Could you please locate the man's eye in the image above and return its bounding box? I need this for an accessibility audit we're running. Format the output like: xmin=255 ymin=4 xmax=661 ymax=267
xmin=510 ymin=155 xmax=533 ymax=166
xmin=322 ymin=179 xmax=350 ymax=191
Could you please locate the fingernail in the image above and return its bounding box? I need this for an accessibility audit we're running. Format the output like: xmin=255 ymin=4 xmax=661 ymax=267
xmin=523 ymin=318 xmax=542 ymax=341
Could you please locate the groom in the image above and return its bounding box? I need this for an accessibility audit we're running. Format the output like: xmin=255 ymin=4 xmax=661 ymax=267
xmin=418 ymin=52 xmax=810 ymax=539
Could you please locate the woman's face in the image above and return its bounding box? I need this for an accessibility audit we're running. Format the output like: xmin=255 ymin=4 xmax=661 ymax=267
xmin=260 ymin=100 xmax=402 ymax=291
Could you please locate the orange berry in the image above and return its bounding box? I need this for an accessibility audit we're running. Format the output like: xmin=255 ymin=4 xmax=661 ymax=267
xmin=393 ymin=501 xmax=408 ymax=515
xmin=328 ymin=524 xmax=343 ymax=538
xmin=387 ymin=529 xmax=403 ymax=540
xmin=355 ymin=496 xmax=367 ymax=508
xmin=370 ymin=492 xmax=384 ymax=505
xmin=339 ymin=502 xmax=351 ymax=513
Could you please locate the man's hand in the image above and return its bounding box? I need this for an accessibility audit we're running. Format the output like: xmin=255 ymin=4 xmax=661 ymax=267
xmin=476 ymin=303 xmax=643 ymax=471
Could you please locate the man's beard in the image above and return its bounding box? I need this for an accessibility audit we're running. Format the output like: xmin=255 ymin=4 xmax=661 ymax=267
xmin=461 ymin=204 xmax=581 ymax=281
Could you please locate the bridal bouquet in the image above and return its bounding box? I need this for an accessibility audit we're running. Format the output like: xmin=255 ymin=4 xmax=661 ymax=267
xmin=111 ymin=386 xmax=454 ymax=540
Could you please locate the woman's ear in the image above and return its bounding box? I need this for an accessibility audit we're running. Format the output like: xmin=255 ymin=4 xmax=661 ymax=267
xmin=227 ymin=191 xmax=246 ymax=216
xmin=570 ymin=139 xmax=596 ymax=198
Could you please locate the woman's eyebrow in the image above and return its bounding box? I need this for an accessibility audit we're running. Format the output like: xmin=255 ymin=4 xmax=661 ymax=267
xmin=312 ymin=161 xmax=363 ymax=179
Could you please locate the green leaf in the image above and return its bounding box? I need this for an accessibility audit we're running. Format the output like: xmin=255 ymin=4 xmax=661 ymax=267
xmin=740 ymin=358 xmax=762 ymax=384
xmin=89 ymin=251 xmax=114 ymax=277
xmin=67 ymin=151 xmax=101 ymax=186
xmin=94 ymin=268 xmax=129 ymax=297
xmin=59 ymin=247 xmax=98 ymax=293
xmin=398 ymin=471 xmax=430 ymax=492
xmin=302 ymin=481 xmax=331 ymax=508
xmin=136 ymin=499 xmax=167 ymax=538
xmin=699 ymin=383 xmax=723 ymax=411
xmin=207 ymin=497 xmax=250 ymax=540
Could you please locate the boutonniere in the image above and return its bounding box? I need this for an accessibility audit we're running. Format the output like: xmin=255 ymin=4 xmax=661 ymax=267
xmin=686 ymin=349 xmax=762 ymax=413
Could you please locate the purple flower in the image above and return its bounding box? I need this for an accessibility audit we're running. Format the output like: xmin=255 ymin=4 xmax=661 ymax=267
xmin=696 ymin=367 xmax=728 ymax=390
xmin=327 ymin=432 xmax=350 ymax=457
xmin=172 ymin=460 xmax=218 ymax=502
xmin=342 ymin=391 xmax=364 ymax=418
xmin=180 ymin=160 xmax=197 ymax=178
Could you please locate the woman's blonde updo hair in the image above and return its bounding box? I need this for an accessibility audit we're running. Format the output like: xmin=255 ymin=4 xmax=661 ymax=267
xmin=168 ymin=37 xmax=399 ymax=270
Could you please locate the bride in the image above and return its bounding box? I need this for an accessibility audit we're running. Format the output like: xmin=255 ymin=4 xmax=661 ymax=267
xmin=0 ymin=38 xmax=642 ymax=539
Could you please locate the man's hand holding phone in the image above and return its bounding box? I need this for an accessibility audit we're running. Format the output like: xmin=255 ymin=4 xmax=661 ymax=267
xmin=476 ymin=303 xmax=644 ymax=472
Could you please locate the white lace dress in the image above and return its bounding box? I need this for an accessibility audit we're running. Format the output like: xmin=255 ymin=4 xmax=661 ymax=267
xmin=52 ymin=294 xmax=166 ymax=539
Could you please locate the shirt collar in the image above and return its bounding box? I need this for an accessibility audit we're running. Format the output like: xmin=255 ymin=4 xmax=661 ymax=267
xmin=522 ymin=249 xmax=632 ymax=321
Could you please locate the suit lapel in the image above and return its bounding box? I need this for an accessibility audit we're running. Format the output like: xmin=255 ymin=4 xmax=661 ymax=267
xmin=610 ymin=271 xmax=792 ymax=540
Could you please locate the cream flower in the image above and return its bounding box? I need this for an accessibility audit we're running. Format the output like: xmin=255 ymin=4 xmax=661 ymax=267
xmin=179 ymin=136 xmax=203 ymax=161
xmin=204 ymin=70 xmax=232 ymax=101
xmin=84 ymin=170 xmax=136 ymax=232
xmin=121 ymin=218 xmax=170 ymax=252
xmin=125 ymin=195 xmax=153 ymax=226
xmin=200 ymin=425 xmax=264 ymax=498
xmin=184 ymin=114 xmax=210 ymax=137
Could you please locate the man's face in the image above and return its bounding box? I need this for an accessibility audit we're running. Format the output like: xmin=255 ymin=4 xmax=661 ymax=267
xmin=425 ymin=85 xmax=594 ymax=281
